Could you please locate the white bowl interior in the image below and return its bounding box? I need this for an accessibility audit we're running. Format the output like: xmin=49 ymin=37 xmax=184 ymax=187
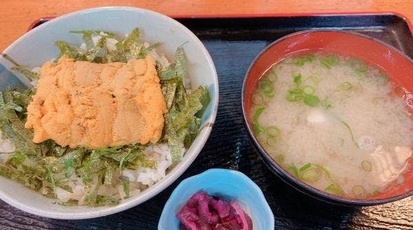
xmin=0 ymin=6 xmax=218 ymax=219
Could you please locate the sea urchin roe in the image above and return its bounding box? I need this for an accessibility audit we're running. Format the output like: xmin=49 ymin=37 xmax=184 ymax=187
xmin=177 ymin=191 xmax=253 ymax=230
xmin=250 ymin=52 xmax=413 ymax=199
xmin=25 ymin=55 xmax=167 ymax=149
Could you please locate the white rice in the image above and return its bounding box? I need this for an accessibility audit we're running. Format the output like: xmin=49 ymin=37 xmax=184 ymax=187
xmin=0 ymin=132 xmax=15 ymax=153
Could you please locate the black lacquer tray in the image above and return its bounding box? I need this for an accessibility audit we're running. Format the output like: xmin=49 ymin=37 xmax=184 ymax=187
xmin=1 ymin=13 xmax=412 ymax=230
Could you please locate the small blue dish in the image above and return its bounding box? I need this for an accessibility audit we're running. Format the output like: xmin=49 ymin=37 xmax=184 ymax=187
xmin=158 ymin=168 xmax=274 ymax=229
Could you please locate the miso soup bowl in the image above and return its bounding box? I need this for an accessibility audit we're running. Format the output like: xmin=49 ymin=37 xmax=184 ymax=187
xmin=242 ymin=30 xmax=413 ymax=206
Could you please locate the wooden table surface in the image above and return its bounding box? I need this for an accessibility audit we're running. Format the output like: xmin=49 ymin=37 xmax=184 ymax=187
xmin=2 ymin=0 xmax=413 ymax=52
xmin=1 ymin=1 xmax=413 ymax=230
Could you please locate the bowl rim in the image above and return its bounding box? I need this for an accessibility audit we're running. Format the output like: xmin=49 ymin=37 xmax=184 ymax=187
xmin=241 ymin=29 xmax=413 ymax=206
xmin=0 ymin=6 xmax=219 ymax=219
xmin=158 ymin=168 xmax=275 ymax=229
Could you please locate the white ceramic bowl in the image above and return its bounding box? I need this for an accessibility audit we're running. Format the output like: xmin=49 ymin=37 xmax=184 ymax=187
xmin=158 ymin=168 xmax=275 ymax=230
xmin=0 ymin=6 xmax=218 ymax=219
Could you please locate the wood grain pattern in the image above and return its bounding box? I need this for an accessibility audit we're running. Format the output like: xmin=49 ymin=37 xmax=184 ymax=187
xmin=1 ymin=0 xmax=413 ymax=51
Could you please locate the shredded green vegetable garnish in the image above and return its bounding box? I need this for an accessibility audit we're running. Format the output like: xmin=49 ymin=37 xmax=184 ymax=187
xmin=10 ymin=66 xmax=39 ymax=81
xmin=1 ymin=28 xmax=209 ymax=206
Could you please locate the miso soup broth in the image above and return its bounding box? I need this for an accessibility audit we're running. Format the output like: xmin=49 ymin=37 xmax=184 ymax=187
xmin=250 ymin=52 xmax=413 ymax=199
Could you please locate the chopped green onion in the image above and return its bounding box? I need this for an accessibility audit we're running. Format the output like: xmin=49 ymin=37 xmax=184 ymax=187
xmin=303 ymin=54 xmax=315 ymax=63
xmin=252 ymin=107 xmax=265 ymax=125
xmin=352 ymin=185 xmax=368 ymax=199
xmin=272 ymin=154 xmax=284 ymax=164
xmin=258 ymin=78 xmax=275 ymax=98
xmin=265 ymin=126 xmax=280 ymax=137
xmin=346 ymin=57 xmax=367 ymax=74
xmin=300 ymin=166 xmax=322 ymax=182
xmin=264 ymin=88 xmax=275 ymax=98
xmin=252 ymin=107 xmax=265 ymax=134
xmin=361 ymin=160 xmax=372 ymax=172
xmin=266 ymin=70 xmax=278 ymax=82
xmin=286 ymin=164 xmax=299 ymax=178
xmin=294 ymin=57 xmax=305 ymax=66
xmin=299 ymin=163 xmax=312 ymax=172
xmin=262 ymin=126 xmax=280 ymax=147
xmin=266 ymin=136 xmax=277 ymax=147
xmin=335 ymin=82 xmax=353 ymax=91
xmin=325 ymin=183 xmax=346 ymax=196
xmin=341 ymin=120 xmax=359 ymax=148
xmin=259 ymin=78 xmax=272 ymax=91
xmin=303 ymin=94 xmax=320 ymax=107
xmin=287 ymin=73 xmax=320 ymax=107
xmin=251 ymin=91 xmax=264 ymax=105
xmin=286 ymin=88 xmax=304 ymax=102
xmin=320 ymin=54 xmax=339 ymax=69
xmin=293 ymin=73 xmax=302 ymax=85
xmin=293 ymin=54 xmax=315 ymax=66
xmin=321 ymin=97 xmax=333 ymax=109
xmin=302 ymin=85 xmax=315 ymax=95
xmin=376 ymin=73 xmax=389 ymax=86
xmin=312 ymin=163 xmax=333 ymax=179
xmin=304 ymin=75 xmax=320 ymax=86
